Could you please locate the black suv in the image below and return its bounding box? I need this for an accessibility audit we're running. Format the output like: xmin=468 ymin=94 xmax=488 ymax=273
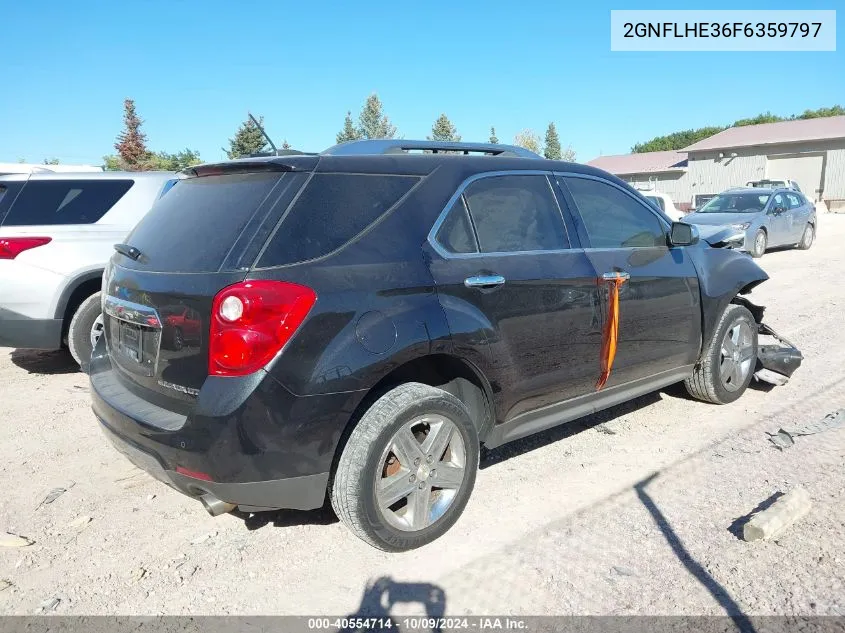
xmin=90 ymin=140 xmax=800 ymax=551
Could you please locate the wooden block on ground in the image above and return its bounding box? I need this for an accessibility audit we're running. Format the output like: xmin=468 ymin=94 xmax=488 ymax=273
xmin=743 ymin=486 xmax=812 ymax=542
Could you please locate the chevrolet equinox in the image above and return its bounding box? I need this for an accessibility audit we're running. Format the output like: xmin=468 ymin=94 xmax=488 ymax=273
xmin=90 ymin=140 xmax=800 ymax=551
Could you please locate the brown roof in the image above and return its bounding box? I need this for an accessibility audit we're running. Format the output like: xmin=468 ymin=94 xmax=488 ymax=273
xmin=683 ymin=116 xmax=845 ymax=152
xmin=586 ymin=150 xmax=687 ymax=175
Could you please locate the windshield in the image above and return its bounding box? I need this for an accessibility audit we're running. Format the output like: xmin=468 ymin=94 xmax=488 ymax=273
xmin=698 ymin=192 xmax=770 ymax=214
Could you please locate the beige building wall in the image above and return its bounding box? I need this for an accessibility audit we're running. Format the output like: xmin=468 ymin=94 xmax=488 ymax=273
xmin=686 ymin=140 xmax=845 ymax=209
xmin=618 ymin=171 xmax=691 ymax=208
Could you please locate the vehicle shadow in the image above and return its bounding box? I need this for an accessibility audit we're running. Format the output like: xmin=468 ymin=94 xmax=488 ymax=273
xmin=8 ymin=348 xmax=78 ymax=375
xmin=341 ymin=576 xmax=447 ymax=631
xmin=635 ymin=472 xmax=757 ymax=631
xmin=231 ymin=505 xmax=338 ymax=530
xmin=481 ymin=390 xmax=663 ymax=469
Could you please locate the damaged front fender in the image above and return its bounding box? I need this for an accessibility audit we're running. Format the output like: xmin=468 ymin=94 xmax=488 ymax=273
xmin=687 ymin=245 xmax=769 ymax=351
xmin=687 ymin=244 xmax=803 ymax=387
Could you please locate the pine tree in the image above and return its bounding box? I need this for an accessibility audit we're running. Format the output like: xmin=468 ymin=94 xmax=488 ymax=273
xmin=513 ymin=129 xmax=542 ymax=155
xmin=336 ymin=111 xmax=361 ymax=143
xmin=428 ymin=114 xmax=461 ymax=142
xmin=114 ymin=99 xmax=149 ymax=170
xmin=544 ymin=122 xmax=562 ymax=160
xmin=226 ymin=115 xmax=268 ymax=159
xmin=358 ymin=94 xmax=396 ymax=139
xmin=489 ymin=127 xmax=499 ymax=144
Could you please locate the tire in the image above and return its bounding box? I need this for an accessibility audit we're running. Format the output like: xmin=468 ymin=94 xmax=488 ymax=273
xmin=797 ymin=223 xmax=815 ymax=250
xmin=749 ymin=229 xmax=767 ymax=258
xmin=330 ymin=382 xmax=479 ymax=552
xmin=67 ymin=292 xmax=103 ymax=372
xmin=685 ymin=303 xmax=758 ymax=405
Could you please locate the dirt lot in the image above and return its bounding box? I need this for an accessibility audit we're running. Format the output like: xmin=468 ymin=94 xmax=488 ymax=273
xmin=1 ymin=217 xmax=843 ymax=617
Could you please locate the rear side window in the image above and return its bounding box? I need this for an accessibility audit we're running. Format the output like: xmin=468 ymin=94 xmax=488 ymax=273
xmin=258 ymin=174 xmax=419 ymax=267
xmin=562 ymin=176 xmax=665 ymax=248
xmin=463 ymin=175 xmax=569 ymax=253
xmin=786 ymin=193 xmax=802 ymax=209
xmin=1 ymin=179 xmax=133 ymax=226
xmin=435 ymin=197 xmax=477 ymax=254
xmin=122 ymin=172 xmax=288 ymax=272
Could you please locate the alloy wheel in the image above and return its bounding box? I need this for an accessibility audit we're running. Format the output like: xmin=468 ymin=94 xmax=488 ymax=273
xmin=90 ymin=314 xmax=105 ymax=350
xmin=375 ymin=414 xmax=467 ymax=532
xmin=755 ymin=232 xmax=766 ymax=256
xmin=804 ymin=225 xmax=814 ymax=248
xmin=719 ymin=320 xmax=755 ymax=392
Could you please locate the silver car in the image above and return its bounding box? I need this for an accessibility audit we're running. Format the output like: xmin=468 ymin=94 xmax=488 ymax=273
xmin=683 ymin=187 xmax=816 ymax=258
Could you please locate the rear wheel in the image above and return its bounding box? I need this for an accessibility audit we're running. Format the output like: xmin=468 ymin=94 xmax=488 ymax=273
xmin=67 ymin=292 xmax=103 ymax=372
xmin=685 ymin=304 xmax=757 ymax=404
xmin=330 ymin=382 xmax=479 ymax=551
xmin=797 ymin=223 xmax=815 ymax=250
xmin=750 ymin=229 xmax=767 ymax=258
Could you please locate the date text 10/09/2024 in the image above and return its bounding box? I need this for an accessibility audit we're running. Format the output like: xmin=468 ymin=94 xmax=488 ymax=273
xmin=307 ymin=617 xmax=528 ymax=630
xmin=623 ymin=22 xmax=822 ymax=39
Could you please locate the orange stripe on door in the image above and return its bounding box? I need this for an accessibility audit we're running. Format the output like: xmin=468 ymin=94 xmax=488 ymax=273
xmin=596 ymin=273 xmax=628 ymax=391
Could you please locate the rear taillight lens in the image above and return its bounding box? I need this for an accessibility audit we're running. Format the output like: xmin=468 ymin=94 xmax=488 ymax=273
xmin=0 ymin=237 xmax=52 ymax=260
xmin=209 ymin=280 xmax=317 ymax=377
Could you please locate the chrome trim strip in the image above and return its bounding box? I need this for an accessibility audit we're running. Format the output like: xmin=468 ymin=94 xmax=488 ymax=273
xmin=103 ymin=296 xmax=163 ymax=329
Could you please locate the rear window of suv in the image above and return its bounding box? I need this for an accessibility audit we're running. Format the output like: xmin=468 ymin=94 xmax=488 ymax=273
xmin=121 ymin=171 xmax=293 ymax=273
xmin=257 ymin=173 xmax=420 ymax=267
xmin=1 ymin=179 xmax=133 ymax=226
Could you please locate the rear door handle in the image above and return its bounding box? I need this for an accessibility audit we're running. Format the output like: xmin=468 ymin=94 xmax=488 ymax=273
xmin=602 ymin=271 xmax=630 ymax=281
xmin=465 ymin=275 xmax=506 ymax=289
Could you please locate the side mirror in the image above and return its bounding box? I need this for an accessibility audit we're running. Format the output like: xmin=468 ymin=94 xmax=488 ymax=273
xmin=669 ymin=222 xmax=699 ymax=247
xmin=770 ymin=205 xmax=786 ymax=215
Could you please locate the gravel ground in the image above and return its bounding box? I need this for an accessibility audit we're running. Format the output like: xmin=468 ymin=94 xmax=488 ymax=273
xmin=0 ymin=217 xmax=843 ymax=617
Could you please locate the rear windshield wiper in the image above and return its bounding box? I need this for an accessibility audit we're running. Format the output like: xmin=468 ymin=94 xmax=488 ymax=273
xmin=114 ymin=243 xmax=142 ymax=261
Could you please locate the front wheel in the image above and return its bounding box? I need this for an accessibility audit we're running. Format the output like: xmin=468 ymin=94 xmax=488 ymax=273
xmin=67 ymin=292 xmax=103 ymax=372
xmin=749 ymin=229 xmax=767 ymax=258
xmin=685 ymin=304 xmax=758 ymax=404
xmin=330 ymin=382 xmax=479 ymax=551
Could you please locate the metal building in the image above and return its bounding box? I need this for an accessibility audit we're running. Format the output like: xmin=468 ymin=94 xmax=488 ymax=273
xmin=586 ymin=150 xmax=692 ymax=206
xmin=588 ymin=115 xmax=845 ymax=212
xmin=682 ymin=116 xmax=845 ymax=211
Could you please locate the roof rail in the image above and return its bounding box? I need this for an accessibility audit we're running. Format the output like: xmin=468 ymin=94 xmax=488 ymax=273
xmin=322 ymin=139 xmax=541 ymax=159
xmin=247 ymin=149 xmax=318 ymax=157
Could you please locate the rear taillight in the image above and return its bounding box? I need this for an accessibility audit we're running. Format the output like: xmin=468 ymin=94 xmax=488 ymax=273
xmin=209 ymin=280 xmax=317 ymax=377
xmin=0 ymin=237 xmax=52 ymax=260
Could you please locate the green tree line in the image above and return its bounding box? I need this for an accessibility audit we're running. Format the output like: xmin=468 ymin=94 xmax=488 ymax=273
xmin=632 ymin=105 xmax=845 ymax=153
xmin=101 ymin=95 xmax=578 ymax=170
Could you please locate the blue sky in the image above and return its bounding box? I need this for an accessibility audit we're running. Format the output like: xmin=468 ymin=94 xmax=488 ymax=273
xmin=1 ymin=1 xmax=842 ymax=165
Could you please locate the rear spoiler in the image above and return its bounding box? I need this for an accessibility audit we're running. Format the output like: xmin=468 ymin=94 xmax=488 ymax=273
xmin=180 ymin=158 xmax=316 ymax=179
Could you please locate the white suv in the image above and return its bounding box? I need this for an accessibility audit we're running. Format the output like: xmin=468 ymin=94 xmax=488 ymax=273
xmin=0 ymin=171 xmax=176 ymax=369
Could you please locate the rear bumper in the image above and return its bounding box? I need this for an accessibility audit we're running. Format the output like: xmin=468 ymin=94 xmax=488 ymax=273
xmin=0 ymin=307 xmax=63 ymax=349
xmin=98 ymin=419 xmax=329 ymax=511
xmin=89 ymin=338 xmax=361 ymax=512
